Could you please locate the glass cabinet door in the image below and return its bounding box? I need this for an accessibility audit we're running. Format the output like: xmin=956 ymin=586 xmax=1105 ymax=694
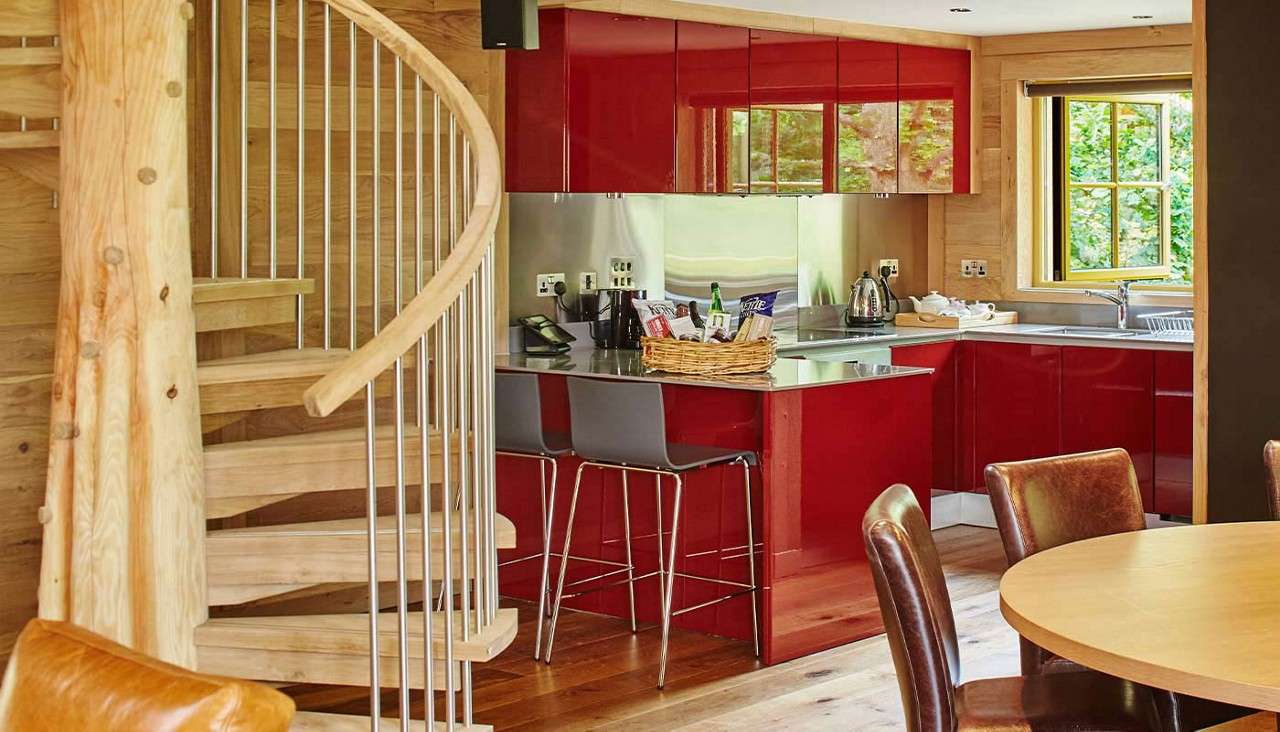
xmin=748 ymin=30 xmax=837 ymax=193
xmin=898 ymin=44 xmax=971 ymax=194
xmin=836 ymin=39 xmax=899 ymax=193
xmin=675 ymin=21 xmax=750 ymax=193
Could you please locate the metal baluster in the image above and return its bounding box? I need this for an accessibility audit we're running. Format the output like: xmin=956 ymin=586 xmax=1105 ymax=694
xmin=364 ymin=382 xmax=381 ymax=726
xmin=211 ymin=1 xmax=220 ymax=277
xmin=414 ymin=77 xmax=424 ymax=429
xmin=418 ymin=329 xmax=435 ymax=725
xmin=372 ymin=41 xmax=382 ymax=334
xmin=240 ymin=0 xmax=248 ymax=277
xmin=484 ymin=244 xmax=499 ymax=617
xmin=393 ymin=354 xmax=410 ymax=730
xmin=295 ymin=0 xmax=305 ymax=345
xmin=439 ymin=297 xmax=457 ymax=729
xmin=348 ymin=23 xmax=357 ymax=350
xmin=18 ymin=38 xmax=27 ymax=132
xmin=395 ymin=59 xmax=403 ymax=315
xmin=432 ymin=93 xmax=442 ymax=434
xmin=464 ymin=140 xmax=485 ymax=630
xmin=323 ymin=5 xmax=333 ymax=349
xmin=269 ymin=0 xmax=278 ymax=279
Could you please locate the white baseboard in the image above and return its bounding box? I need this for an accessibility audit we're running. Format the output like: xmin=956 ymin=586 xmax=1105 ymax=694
xmin=931 ymin=491 xmax=997 ymax=530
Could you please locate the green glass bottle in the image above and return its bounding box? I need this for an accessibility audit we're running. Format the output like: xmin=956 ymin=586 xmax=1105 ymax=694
xmin=709 ymin=281 xmax=725 ymax=314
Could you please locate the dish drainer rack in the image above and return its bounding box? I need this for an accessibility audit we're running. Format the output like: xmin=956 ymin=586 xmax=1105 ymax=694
xmin=1137 ymin=310 xmax=1194 ymax=336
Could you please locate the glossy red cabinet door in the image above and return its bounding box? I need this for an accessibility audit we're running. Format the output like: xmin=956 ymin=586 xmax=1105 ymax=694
xmin=898 ymin=44 xmax=970 ymax=194
xmin=1060 ymin=347 xmax=1156 ymax=511
xmin=1154 ymin=351 xmax=1194 ymax=517
xmin=892 ymin=342 xmax=959 ymax=490
xmin=675 ymin=21 xmax=749 ymax=193
xmin=504 ymin=9 xmax=568 ymax=192
xmin=836 ymin=39 xmax=898 ymax=193
xmin=970 ymin=342 xmax=1061 ymax=490
xmin=748 ymin=30 xmax=837 ymax=193
xmin=566 ymin=11 xmax=676 ymax=193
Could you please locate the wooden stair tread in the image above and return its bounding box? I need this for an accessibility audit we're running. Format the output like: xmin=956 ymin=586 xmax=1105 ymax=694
xmin=193 ymin=277 xmax=314 ymax=302
xmin=0 ymin=47 xmax=62 ymax=66
xmin=290 ymin=712 xmax=491 ymax=731
xmin=0 ymin=130 xmax=58 ymax=149
xmin=204 ymin=424 xmax=455 ymax=457
xmin=196 ymin=607 xmax=518 ymax=663
xmin=207 ymin=511 xmax=514 ymax=542
xmin=198 ymin=348 xmax=349 ymax=385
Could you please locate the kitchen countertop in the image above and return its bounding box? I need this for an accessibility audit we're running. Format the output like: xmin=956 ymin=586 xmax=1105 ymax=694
xmin=776 ymin=322 xmax=1193 ymax=353
xmin=496 ymin=349 xmax=932 ymax=392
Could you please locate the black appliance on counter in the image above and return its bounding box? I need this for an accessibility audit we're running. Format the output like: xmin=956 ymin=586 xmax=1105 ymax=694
xmin=582 ymin=288 xmax=646 ymax=349
xmin=517 ymin=314 xmax=575 ymax=355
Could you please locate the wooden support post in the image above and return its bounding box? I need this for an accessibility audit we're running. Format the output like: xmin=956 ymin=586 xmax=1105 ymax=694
xmin=39 ymin=0 xmax=206 ymax=667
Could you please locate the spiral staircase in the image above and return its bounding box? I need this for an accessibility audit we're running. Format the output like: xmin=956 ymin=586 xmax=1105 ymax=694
xmin=5 ymin=0 xmax=512 ymax=729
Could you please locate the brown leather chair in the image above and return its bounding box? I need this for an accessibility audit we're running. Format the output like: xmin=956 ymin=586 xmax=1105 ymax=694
xmin=986 ymin=448 xmax=1252 ymax=732
xmin=863 ymin=484 xmax=1161 ymax=731
xmin=0 ymin=618 xmax=295 ymax=731
xmin=1265 ymin=440 xmax=1280 ymax=520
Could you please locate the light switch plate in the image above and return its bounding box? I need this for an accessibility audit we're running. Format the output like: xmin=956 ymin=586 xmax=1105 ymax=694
xmin=579 ymin=271 xmax=597 ymax=292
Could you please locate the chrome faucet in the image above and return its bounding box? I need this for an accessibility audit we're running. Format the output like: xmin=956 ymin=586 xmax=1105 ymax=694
xmin=1084 ymin=281 xmax=1132 ymax=329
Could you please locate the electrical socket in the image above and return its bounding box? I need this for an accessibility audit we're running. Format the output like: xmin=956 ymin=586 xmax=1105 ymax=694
xmin=961 ymin=259 xmax=989 ymax=278
xmin=878 ymin=258 xmax=900 ymax=278
xmin=536 ymin=272 xmax=566 ymax=297
xmin=579 ymin=271 xmax=597 ymax=292
xmin=608 ymin=257 xmax=635 ymax=289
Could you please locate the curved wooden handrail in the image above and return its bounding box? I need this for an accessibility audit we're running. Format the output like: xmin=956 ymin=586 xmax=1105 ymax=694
xmin=302 ymin=0 xmax=502 ymax=418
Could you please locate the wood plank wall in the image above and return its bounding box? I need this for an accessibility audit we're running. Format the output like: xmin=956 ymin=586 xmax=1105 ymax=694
xmin=940 ymin=25 xmax=1192 ymax=301
xmin=0 ymin=30 xmax=59 ymax=664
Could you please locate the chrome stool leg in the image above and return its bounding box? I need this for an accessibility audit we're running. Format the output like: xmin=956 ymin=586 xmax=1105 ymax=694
xmin=621 ymin=470 xmax=638 ymax=632
xmin=543 ymin=462 xmax=584 ymax=664
xmin=741 ymin=457 xmax=759 ymax=658
xmin=654 ymin=473 xmax=665 ymax=612
xmin=657 ymin=473 xmax=684 ymax=689
xmin=533 ymin=456 xmax=558 ymax=659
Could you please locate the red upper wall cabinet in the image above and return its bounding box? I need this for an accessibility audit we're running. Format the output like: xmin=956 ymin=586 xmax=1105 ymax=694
xmin=898 ymin=44 xmax=971 ymax=194
xmin=505 ymin=9 xmax=568 ymax=192
xmin=836 ymin=39 xmax=898 ymax=194
xmin=505 ymin=10 xmax=676 ymax=193
xmin=748 ymin=30 xmax=837 ymax=193
xmin=675 ymin=21 xmax=749 ymax=193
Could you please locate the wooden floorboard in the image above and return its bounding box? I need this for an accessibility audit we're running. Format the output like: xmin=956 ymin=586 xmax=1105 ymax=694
xmin=289 ymin=525 xmax=1017 ymax=730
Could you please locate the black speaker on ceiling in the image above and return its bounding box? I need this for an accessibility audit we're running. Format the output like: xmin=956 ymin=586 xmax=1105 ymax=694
xmin=481 ymin=0 xmax=540 ymax=50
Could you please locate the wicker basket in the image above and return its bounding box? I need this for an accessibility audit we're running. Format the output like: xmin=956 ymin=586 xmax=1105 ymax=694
xmin=640 ymin=336 xmax=778 ymax=376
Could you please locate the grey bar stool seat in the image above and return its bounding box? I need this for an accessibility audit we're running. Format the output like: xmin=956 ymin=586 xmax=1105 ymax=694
xmin=543 ymin=377 xmax=760 ymax=688
xmin=496 ymin=373 xmax=630 ymax=660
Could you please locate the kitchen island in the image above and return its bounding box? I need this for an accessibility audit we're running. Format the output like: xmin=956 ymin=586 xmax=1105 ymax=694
xmin=495 ymin=350 xmax=934 ymax=665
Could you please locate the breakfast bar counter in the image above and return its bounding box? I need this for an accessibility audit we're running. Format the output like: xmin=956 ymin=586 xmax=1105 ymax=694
xmin=496 ymin=351 xmax=933 ymax=665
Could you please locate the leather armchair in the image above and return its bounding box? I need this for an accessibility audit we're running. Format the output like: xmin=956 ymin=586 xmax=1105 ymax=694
xmin=0 ymin=619 xmax=294 ymax=731
xmin=863 ymin=484 xmax=1161 ymax=731
xmin=985 ymin=449 xmax=1252 ymax=732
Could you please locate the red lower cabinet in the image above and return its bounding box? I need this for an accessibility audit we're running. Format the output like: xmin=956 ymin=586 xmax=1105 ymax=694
xmin=965 ymin=342 xmax=1062 ymax=491
xmin=1154 ymin=351 xmax=1194 ymax=517
xmin=892 ymin=341 xmax=959 ymax=491
xmin=1060 ymin=347 xmax=1156 ymax=512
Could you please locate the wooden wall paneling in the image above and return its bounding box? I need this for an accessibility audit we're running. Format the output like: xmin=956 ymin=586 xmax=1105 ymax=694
xmin=981 ymin=24 xmax=1193 ymax=57
xmin=1190 ymin=0 xmax=1207 ymax=525
xmin=0 ymin=0 xmax=60 ymax=37
xmin=42 ymin=0 xmax=205 ymax=667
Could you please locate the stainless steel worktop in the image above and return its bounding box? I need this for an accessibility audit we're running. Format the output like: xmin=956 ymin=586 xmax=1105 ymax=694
xmin=776 ymin=323 xmax=1193 ymax=353
xmin=496 ymin=349 xmax=932 ymax=392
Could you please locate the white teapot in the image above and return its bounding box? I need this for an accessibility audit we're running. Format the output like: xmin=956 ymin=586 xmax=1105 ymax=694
xmin=908 ymin=291 xmax=949 ymax=315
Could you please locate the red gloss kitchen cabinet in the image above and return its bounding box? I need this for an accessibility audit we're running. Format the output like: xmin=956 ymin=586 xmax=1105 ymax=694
xmin=747 ymin=29 xmax=837 ymax=193
xmin=505 ymin=9 xmax=676 ymax=193
xmin=836 ymin=39 xmax=898 ymax=193
xmin=1154 ymin=351 xmax=1194 ymax=517
xmin=892 ymin=341 xmax=959 ymax=491
xmin=897 ymin=44 xmax=971 ymax=194
xmin=675 ymin=21 xmax=750 ymax=193
xmin=1060 ymin=347 xmax=1156 ymax=512
xmin=963 ymin=342 xmax=1062 ymax=491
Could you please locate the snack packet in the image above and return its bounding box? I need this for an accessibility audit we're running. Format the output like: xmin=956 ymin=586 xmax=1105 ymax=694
xmin=737 ymin=290 xmax=779 ymax=330
xmin=632 ymin=299 xmax=678 ymax=338
xmin=668 ymin=316 xmax=700 ymax=341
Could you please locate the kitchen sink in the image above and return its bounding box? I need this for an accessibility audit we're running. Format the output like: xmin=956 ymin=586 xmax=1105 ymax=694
xmin=1034 ymin=327 xmax=1142 ymax=338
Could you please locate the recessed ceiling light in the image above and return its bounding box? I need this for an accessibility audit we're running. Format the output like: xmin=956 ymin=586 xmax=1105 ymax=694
xmin=1132 ymin=14 xmax=1154 ymax=19
xmin=950 ymin=7 xmax=973 ymax=12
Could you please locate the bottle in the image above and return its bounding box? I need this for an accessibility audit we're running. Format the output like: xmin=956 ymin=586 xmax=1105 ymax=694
xmin=709 ymin=282 xmax=725 ymax=314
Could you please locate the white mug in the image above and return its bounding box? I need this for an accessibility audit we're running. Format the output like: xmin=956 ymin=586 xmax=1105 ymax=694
xmin=968 ymin=301 xmax=996 ymax=314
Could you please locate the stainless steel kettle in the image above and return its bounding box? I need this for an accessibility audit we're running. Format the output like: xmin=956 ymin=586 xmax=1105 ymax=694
xmin=845 ymin=267 xmax=898 ymax=327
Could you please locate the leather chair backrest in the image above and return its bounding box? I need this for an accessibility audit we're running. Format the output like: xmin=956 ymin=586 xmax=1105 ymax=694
xmin=985 ymin=448 xmax=1146 ymax=566
xmin=1266 ymin=441 xmax=1280 ymax=520
xmin=0 ymin=619 xmax=295 ymax=732
xmin=863 ymin=484 xmax=960 ymax=732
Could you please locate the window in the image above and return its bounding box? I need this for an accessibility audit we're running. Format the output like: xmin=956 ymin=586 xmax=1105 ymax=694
xmin=1035 ymin=90 xmax=1193 ymax=287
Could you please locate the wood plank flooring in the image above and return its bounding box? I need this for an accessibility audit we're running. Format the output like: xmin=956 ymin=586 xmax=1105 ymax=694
xmin=289 ymin=525 xmax=1018 ymax=730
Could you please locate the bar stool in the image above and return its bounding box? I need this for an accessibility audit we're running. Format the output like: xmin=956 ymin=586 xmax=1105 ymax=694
xmin=543 ymin=377 xmax=760 ymax=689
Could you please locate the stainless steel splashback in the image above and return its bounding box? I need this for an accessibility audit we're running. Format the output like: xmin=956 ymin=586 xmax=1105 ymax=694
xmin=508 ymin=193 xmax=927 ymax=328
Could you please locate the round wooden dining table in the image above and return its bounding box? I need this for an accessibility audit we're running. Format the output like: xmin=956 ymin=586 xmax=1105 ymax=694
xmin=999 ymin=521 xmax=1280 ymax=712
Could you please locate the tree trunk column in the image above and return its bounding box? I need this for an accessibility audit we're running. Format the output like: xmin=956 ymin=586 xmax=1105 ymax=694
xmin=40 ymin=0 xmax=206 ymax=667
